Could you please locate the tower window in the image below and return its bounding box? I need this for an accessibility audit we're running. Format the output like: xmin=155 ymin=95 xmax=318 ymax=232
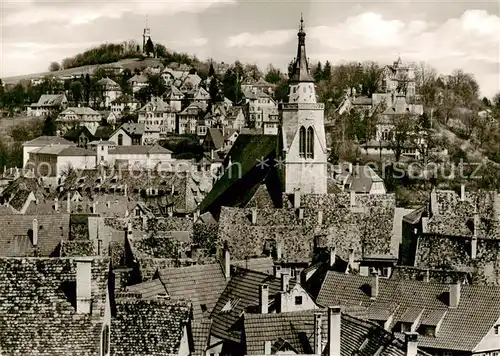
xmin=306 ymin=127 xmax=314 ymax=159
xmin=299 ymin=126 xmax=306 ymax=157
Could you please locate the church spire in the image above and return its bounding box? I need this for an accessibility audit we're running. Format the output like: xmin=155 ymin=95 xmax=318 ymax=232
xmin=289 ymin=15 xmax=314 ymax=83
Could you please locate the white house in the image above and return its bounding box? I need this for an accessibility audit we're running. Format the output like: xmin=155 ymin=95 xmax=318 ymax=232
xmin=27 ymin=94 xmax=68 ymax=117
xmin=27 ymin=145 xmax=96 ymax=180
xmin=96 ymin=77 xmax=122 ymax=108
xmin=111 ymin=94 xmax=141 ymax=117
xmin=162 ymin=85 xmax=184 ymax=112
xmin=22 ymin=136 xmax=75 ymax=168
xmin=57 ymin=106 xmax=103 ymax=135
xmin=127 ymin=74 xmax=149 ymax=93
xmin=241 ymin=88 xmax=278 ymax=129
xmin=137 ymin=96 xmax=176 ymax=136
xmin=109 ymin=123 xmax=145 ymax=146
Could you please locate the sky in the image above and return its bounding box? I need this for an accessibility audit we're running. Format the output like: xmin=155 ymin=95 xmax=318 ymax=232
xmin=1 ymin=0 xmax=499 ymax=97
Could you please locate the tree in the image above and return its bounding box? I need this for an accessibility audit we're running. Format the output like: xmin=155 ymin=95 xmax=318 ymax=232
xmin=208 ymin=62 xmax=215 ymax=78
xmin=287 ymin=60 xmax=295 ymax=79
xmin=69 ymin=81 xmax=83 ymax=105
xmin=208 ymin=77 xmax=223 ymax=108
xmin=314 ymin=61 xmax=323 ymax=83
xmin=387 ymin=114 xmax=414 ymax=162
xmin=146 ymin=74 xmax=166 ymax=98
xmin=264 ymin=65 xmax=281 ymax=84
xmin=145 ymin=38 xmax=155 ymax=57
xmin=42 ymin=112 xmax=58 ymax=136
xmin=323 ymin=61 xmax=332 ymax=81
xmin=155 ymin=44 xmax=168 ymax=58
xmin=415 ymin=62 xmax=438 ymax=105
xmin=0 ymin=79 xmax=4 ymax=107
xmin=360 ymin=61 xmax=382 ymax=97
xmin=49 ymin=61 xmax=61 ymax=72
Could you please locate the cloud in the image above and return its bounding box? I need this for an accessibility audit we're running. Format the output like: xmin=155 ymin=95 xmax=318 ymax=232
xmin=2 ymin=0 xmax=236 ymax=26
xmin=224 ymin=9 xmax=500 ymax=96
xmin=226 ymin=29 xmax=295 ymax=48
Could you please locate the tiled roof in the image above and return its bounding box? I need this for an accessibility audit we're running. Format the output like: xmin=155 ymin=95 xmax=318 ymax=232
xmin=118 ymin=122 xmax=145 ymax=137
xmin=138 ymin=96 xmax=173 ymax=113
xmin=244 ymin=309 xmax=428 ymax=356
xmin=206 ymin=128 xmax=224 ymax=150
xmin=162 ymin=85 xmax=185 ymax=99
xmin=0 ymin=214 xmax=70 ymax=256
xmin=33 ymin=93 xmax=67 ymax=107
xmin=110 ymin=144 xmax=172 ymax=155
xmin=347 ymin=165 xmax=384 ymax=193
xmin=0 ymin=257 xmax=109 ymax=355
xmin=23 ymin=135 xmax=74 ymax=147
xmin=61 ymin=168 xmax=202 ymax=214
xmin=414 ymin=233 xmax=500 ymax=285
xmin=127 ymin=74 xmax=148 ymax=84
xmin=58 ymin=146 xmax=97 ymax=157
xmin=111 ymin=299 xmax=191 ymax=356
xmin=125 ymin=278 xmax=168 ymax=298
xmin=232 ymin=256 xmax=274 ymax=275
xmin=97 ymin=77 xmax=121 ymax=89
xmin=157 ymin=262 xmax=227 ymax=320
xmin=210 ymin=268 xmax=295 ymax=342
xmin=112 ymin=93 xmax=140 ymax=104
xmin=316 ymin=271 xmax=500 ymax=351
xmin=391 ymin=266 xmax=470 ymax=285
xmin=58 ymin=106 xmax=101 ymax=118
xmin=192 ymin=318 xmax=212 ymax=356
xmin=218 ymin=193 xmax=396 ymax=262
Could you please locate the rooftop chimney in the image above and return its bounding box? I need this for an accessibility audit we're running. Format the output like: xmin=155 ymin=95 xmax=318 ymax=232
xmin=350 ymin=190 xmax=356 ymax=207
xmin=126 ymin=222 xmax=133 ymax=239
xmin=293 ymin=189 xmax=301 ymax=209
xmin=329 ymin=246 xmax=336 ymax=267
xmin=423 ymin=269 xmax=430 ymax=283
xmin=260 ymin=284 xmax=269 ymax=314
xmin=404 ymin=332 xmax=419 ymax=356
xmin=32 ymin=218 xmax=38 ymax=246
xmin=460 ymin=184 xmax=465 ymax=201
xmin=328 ymin=306 xmax=341 ymax=356
xmin=66 ymin=192 xmax=71 ymax=213
xmin=421 ymin=216 xmax=429 ymax=233
xmin=449 ymin=282 xmax=461 ymax=308
xmin=264 ymin=341 xmax=272 ymax=355
xmin=317 ymin=210 xmax=323 ymax=226
xmin=471 ymin=235 xmax=478 ymax=260
xmin=223 ymin=248 xmax=231 ymax=280
xmin=346 ymin=248 xmax=355 ymax=274
xmin=430 ymin=188 xmax=438 ymax=216
xmin=54 ymin=197 xmax=59 ymax=212
xmin=298 ymin=207 xmax=304 ymax=220
xmin=274 ymin=265 xmax=282 ymax=278
xmin=371 ymin=270 xmax=379 ymax=299
xmin=251 ymin=208 xmax=257 ymax=224
xmin=281 ymin=272 xmax=290 ymax=293
xmin=76 ymin=257 xmax=93 ymax=314
xmin=276 ymin=241 xmax=282 ymax=260
xmin=314 ymin=312 xmax=322 ymax=355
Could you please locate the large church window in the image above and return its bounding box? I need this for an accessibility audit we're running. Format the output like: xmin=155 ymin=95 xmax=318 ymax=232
xmin=299 ymin=126 xmax=306 ymax=157
xmin=306 ymin=127 xmax=314 ymax=158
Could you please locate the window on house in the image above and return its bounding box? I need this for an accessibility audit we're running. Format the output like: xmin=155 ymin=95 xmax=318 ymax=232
xmin=299 ymin=126 xmax=306 ymax=158
xmin=306 ymin=127 xmax=314 ymax=159
xmin=117 ymin=133 xmax=123 ymax=146
xmin=295 ymin=296 xmax=303 ymax=305
xmin=495 ymin=325 xmax=500 ymax=335
xmin=201 ymin=304 xmax=208 ymax=313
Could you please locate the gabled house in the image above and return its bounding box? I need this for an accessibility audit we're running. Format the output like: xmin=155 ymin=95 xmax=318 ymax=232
xmin=225 ymin=106 xmax=245 ymax=130
xmin=27 ymin=93 xmax=68 ymax=117
xmin=241 ymin=89 xmax=278 ymax=129
xmin=127 ymin=74 xmax=148 ymax=93
xmin=202 ymin=127 xmax=238 ymax=154
xmin=96 ymin=77 xmax=122 ymax=108
xmin=162 ymin=85 xmax=185 ymax=112
xmin=111 ymin=94 xmax=141 ymax=116
xmin=178 ymin=102 xmax=206 ymax=135
xmin=137 ymin=96 xmax=176 ymax=136
xmin=241 ymin=76 xmax=277 ymax=96
xmin=99 ymin=110 xmax=118 ymax=125
xmin=109 ymin=123 xmax=145 ymax=146
xmin=314 ymin=271 xmax=500 ymax=356
xmin=382 ymin=57 xmax=416 ymax=99
xmin=57 ymin=106 xmax=103 ymax=135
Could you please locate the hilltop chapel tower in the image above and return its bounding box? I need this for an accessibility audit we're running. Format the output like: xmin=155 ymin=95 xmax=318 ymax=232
xmin=279 ymin=16 xmax=328 ymax=194
xmin=142 ymin=16 xmax=151 ymax=54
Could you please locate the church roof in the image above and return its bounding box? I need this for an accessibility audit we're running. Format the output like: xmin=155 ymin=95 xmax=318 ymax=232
xmin=289 ymin=16 xmax=314 ymax=83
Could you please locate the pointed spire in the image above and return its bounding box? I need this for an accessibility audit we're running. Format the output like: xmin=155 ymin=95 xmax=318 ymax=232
xmin=289 ymin=15 xmax=314 ymax=83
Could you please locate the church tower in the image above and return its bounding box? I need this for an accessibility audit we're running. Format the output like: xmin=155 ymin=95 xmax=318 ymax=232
xmin=142 ymin=16 xmax=151 ymax=54
xmin=279 ymin=16 xmax=327 ymax=194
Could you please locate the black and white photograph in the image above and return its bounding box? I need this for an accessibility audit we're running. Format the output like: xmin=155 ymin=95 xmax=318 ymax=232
xmin=0 ymin=0 xmax=499 ymax=355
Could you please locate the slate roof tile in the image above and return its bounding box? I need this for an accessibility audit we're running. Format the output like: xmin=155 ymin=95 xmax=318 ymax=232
xmin=0 ymin=257 xmax=109 ymax=355
xmin=111 ymin=299 xmax=191 ymax=356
